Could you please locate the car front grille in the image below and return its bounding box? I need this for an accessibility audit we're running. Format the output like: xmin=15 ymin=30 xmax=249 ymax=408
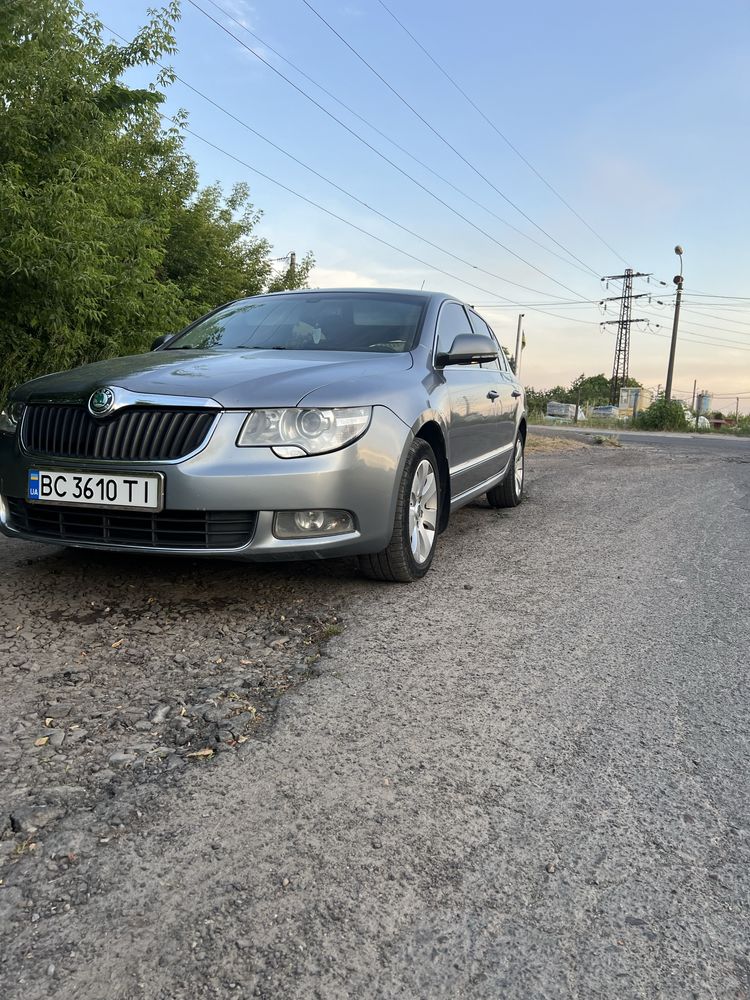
xmin=21 ymin=405 xmax=218 ymax=461
xmin=6 ymin=499 xmax=256 ymax=550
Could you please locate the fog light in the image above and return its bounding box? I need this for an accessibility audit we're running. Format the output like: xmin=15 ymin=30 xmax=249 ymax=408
xmin=274 ymin=509 xmax=354 ymax=539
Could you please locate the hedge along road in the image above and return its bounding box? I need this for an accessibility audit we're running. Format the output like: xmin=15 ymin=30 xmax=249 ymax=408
xmin=1 ymin=436 xmax=749 ymax=999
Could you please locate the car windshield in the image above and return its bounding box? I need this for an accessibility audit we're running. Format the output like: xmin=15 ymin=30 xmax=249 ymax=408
xmin=166 ymin=292 xmax=427 ymax=354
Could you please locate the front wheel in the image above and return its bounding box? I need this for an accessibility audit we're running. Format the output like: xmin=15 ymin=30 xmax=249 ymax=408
xmin=359 ymin=439 xmax=440 ymax=582
xmin=486 ymin=433 xmax=525 ymax=508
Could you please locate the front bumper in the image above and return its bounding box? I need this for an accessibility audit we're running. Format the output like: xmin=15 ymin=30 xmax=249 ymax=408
xmin=0 ymin=406 xmax=411 ymax=559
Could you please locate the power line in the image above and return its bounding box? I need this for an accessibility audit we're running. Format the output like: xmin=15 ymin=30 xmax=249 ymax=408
xmin=191 ymin=0 xmax=597 ymax=280
xmin=645 ymin=322 xmax=750 ymax=350
xmin=640 ymin=307 xmax=750 ymax=339
xmin=159 ymin=112 xmax=602 ymax=328
xmin=184 ymin=0 xmax=592 ymax=300
xmin=374 ymin=0 xmax=630 ymax=269
xmin=473 ymin=299 xmax=600 ymax=308
xmin=299 ymin=0 xmax=601 ymax=279
xmin=101 ymin=21 xmax=588 ymax=304
xmin=680 ymin=306 xmax=750 ymax=326
xmin=679 ymin=292 xmax=750 ymax=300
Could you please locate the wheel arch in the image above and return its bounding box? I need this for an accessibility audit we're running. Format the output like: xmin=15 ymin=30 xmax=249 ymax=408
xmin=414 ymin=420 xmax=450 ymax=533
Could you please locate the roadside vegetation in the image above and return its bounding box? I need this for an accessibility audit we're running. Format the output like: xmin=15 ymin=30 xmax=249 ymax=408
xmin=0 ymin=0 xmax=313 ymax=402
xmin=699 ymin=413 xmax=750 ymax=437
xmin=527 ymin=371 xmax=750 ymax=435
xmin=633 ymin=399 xmax=687 ymax=431
xmin=524 ymin=373 xmax=641 ymax=422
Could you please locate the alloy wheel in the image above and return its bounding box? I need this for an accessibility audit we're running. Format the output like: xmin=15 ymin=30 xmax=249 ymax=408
xmin=514 ymin=438 xmax=524 ymax=496
xmin=408 ymin=459 xmax=437 ymax=564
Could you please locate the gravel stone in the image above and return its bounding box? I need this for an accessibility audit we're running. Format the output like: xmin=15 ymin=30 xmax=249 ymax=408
xmin=10 ymin=804 xmax=64 ymax=834
xmin=107 ymin=751 xmax=137 ymax=769
xmin=1 ymin=437 xmax=749 ymax=1000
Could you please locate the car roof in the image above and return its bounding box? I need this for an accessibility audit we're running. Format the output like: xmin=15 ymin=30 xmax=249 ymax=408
xmin=238 ymin=288 xmax=462 ymax=305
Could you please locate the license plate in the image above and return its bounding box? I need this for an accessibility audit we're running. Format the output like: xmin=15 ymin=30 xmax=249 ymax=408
xmin=27 ymin=470 xmax=163 ymax=511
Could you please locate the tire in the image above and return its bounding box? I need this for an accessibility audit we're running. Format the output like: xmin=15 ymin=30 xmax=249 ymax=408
xmin=486 ymin=432 xmax=525 ymax=508
xmin=359 ymin=439 xmax=440 ymax=583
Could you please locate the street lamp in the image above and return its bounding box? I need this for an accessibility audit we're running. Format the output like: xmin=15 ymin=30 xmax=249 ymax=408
xmin=664 ymin=245 xmax=684 ymax=402
xmin=513 ymin=313 xmax=524 ymax=376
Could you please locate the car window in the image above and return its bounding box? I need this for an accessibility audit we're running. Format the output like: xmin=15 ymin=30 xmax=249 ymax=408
xmin=468 ymin=311 xmax=501 ymax=370
xmin=167 ymin=292 xmax=427 ymax=353
xmin=435 ymin=302 xmax=475 ymax=362
xmin=489 ymin=330 xmax=510 ymax=372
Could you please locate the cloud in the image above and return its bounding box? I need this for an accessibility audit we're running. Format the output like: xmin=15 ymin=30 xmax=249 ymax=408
xmin=220 ymin=0 xmax=255 ymax=29
xmin=309 ymin=267 xmax=379 ymax=288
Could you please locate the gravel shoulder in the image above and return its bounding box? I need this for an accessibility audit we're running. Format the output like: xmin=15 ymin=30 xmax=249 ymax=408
xmin=2 ymin=440 xmax=750 ymax=999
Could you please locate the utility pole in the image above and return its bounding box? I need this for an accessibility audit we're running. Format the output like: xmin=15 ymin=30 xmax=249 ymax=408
xmin=664 ymin=246 xmax=684 ymax=402
xmin=288 ymin=251 xmax=297 ymax=285
xmin=600 ymin=270 xmax=650 ymax=405
xmin=513 ymin=314 xmax=524 ymax=377
xmin=736 ymin=398 xmax=740 ymax=423
xmin=691 ymin=379 xmax=697 ymax=411
xmin=632 ymin=388 xmax=640 ymax=423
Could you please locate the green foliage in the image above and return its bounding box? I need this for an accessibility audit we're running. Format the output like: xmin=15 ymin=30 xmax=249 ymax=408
xmin=0 ymin=0 xmax=313 ymax=401
xmin=634 ymin=398 xmax=688 ymax=431
xmin=525 ymin=373 xmax=642 ymax=413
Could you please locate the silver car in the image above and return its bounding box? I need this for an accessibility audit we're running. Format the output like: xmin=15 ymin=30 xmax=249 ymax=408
xmin=0 ymin=289 xmax=526 ymax=582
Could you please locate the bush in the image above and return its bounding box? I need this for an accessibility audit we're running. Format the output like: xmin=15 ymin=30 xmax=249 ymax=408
xmin=634 ymin=399 xmax=688 ymax=431
xmin=0 ymin=0 xmax=313 ymax=403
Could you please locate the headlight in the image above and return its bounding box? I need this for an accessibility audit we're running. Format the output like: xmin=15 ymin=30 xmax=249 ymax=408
xmin=0 ymin=400 xmax=25 ymax=435
xmin=237 ymin=407 xmax=371 ymax=457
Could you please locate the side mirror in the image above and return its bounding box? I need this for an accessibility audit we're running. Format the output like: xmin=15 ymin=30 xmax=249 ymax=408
xmin=151 ymin=333 xmax=176 ymax=351
xmin=436 ymin=333 xmax=498 ymax=367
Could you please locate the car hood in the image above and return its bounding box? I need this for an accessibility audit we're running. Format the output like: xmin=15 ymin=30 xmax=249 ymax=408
xmin=15 ymin=350 xmax=414 ymax=408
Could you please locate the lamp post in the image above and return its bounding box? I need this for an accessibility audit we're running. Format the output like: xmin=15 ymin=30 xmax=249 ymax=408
xmin=513 ymin=313 xmax=524 ymax=376
xmin=664 ymin=245 xmax=684 ymax=402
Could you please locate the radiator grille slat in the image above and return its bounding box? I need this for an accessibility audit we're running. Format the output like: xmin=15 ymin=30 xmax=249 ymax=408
xmin=21 ymin=405 xmax=217 ymax=461
xmin=7 ymin=500 xmax=256 ymax=550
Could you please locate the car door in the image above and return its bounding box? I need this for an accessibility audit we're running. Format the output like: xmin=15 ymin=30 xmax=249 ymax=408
xmin=467 ymin=310 xmax=517 ymax=452
xmin=434 ymin=302 xmax=504 ymax=497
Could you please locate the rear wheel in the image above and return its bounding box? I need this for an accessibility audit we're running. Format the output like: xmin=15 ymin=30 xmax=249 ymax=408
xmin=486 ymin=433 xmax=525 ymax=508
xmin=359 ymin=439 xmax=440 ymax=582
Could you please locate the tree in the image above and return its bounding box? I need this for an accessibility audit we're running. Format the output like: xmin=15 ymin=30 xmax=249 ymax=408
xmin=0 ymin=0 xmax=313 ymax=401
xmin=634 ymin=399 xmax=688 ymax=431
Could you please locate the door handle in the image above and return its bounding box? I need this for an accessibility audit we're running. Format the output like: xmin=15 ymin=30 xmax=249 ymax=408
xmin=511 ymin=390 xmax=522 ymax=398
xmin=487 ymin=390 xmax=500 ymax=401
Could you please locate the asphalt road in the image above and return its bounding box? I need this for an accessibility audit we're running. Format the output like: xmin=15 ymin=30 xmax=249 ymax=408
xmin=533 ymin=422 xmax=750 ymax=456
xmin=2 ymin=436 xmax=750 ymax=999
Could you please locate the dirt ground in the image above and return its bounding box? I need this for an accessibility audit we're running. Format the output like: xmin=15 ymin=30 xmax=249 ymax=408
xmin=2 ymin=437 xmax=750 ymax=999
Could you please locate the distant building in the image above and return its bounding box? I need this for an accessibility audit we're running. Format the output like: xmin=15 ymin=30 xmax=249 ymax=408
xmin=546 ymin=401 xmax=585 ymax=421
xmin=696 ymin=392 xmax=713 ymax=415
xmin=618 ymin=386 xmax=653 ymax=419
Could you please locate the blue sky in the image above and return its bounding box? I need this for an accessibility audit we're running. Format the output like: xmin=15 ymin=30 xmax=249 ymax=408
xmin=94 ymin=0 xmax=750 ymax=408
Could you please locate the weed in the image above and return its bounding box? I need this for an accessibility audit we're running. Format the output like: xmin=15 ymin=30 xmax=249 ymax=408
xmin=592 ymin=434 xmax=621 ymax=447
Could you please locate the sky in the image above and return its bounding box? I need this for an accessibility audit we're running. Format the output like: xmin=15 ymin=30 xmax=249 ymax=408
xmin=92 ymin=0 xmax=750 ymax=411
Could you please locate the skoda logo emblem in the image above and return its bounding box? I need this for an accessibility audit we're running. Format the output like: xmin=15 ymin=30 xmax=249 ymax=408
xmin=89 ymin=387 xmax=115 ymax=417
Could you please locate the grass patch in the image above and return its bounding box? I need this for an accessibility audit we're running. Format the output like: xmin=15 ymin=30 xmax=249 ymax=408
xmin=526 ymin=434 xmax=587 ymax=453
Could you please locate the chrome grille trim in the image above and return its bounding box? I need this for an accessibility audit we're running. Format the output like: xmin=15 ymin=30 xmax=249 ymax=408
xmin=21 ymin=405 xmax=218 ymax=461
